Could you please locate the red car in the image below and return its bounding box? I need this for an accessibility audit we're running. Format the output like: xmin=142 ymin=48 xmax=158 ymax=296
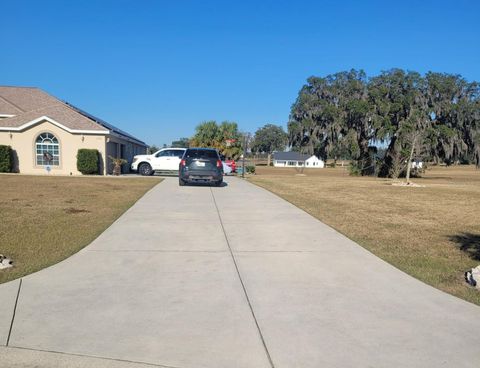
xmin=225 ymin=159 xmax=236 ymax=172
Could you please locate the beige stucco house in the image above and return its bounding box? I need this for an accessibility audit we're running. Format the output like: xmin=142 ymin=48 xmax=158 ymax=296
xmin=0 ymin=86 xmax=147 ymax=175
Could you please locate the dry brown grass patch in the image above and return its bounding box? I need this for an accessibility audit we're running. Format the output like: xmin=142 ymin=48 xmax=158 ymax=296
xmin=249 ymin=165 xmax=480 ymax=305
xmin=0 ymin=175 xmax=161 ymax=283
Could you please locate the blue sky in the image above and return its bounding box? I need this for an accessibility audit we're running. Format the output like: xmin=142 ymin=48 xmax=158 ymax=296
xmin=2 ymin=0 xmax=479 ymax=146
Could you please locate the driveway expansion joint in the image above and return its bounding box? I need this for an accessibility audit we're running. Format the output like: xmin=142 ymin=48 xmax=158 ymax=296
xmin=86 ymin=249 xmax=227 ymax=253
xmin=5 ymin=345 xmax=184 ymax=368
xmin=210 ymin=187 xmax=276 ymax=368
xmin=6 ymin=278 xmax=22 ymax=347
xmin=234 ymin=250 xmax=318 ymax=253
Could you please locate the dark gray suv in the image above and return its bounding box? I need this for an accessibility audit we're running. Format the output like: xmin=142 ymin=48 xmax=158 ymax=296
xmin=179 ymin=148 xmax=223 ymax=186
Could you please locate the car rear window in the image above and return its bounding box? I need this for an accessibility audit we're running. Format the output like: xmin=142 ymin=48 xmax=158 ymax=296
xmin=185 ymin=149 xmax=219 ymax=159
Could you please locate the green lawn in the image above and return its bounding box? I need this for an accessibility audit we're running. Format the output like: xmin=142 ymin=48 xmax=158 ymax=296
xmin=0 ymin=175 xmax=161 ymax=284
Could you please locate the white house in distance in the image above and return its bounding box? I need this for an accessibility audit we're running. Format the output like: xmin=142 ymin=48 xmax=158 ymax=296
xmin=272 ymin=152 xmax=325 ymax=168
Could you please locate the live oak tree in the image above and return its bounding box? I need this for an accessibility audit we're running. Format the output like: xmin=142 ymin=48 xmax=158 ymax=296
xmin=289 ymin=70 xmax=376 ymax=174
xmin=369 ymin=70 xmax=431 ymax=178
xmin=289 ymin=69 xmax=480 ymax=177
xmin=424 ymin=72 xmax=480 ymax=166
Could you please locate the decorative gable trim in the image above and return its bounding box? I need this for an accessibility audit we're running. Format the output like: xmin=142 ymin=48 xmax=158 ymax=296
xmin=0 ymin=116 xmax=110 ymax=134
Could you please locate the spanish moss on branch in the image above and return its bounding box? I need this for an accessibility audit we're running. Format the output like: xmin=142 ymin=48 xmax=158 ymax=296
xmin=288 ymin=69 xmax=480 ymax=178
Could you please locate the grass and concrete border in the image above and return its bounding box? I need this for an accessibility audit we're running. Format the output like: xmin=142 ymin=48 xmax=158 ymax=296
xmin=0 ymin=175 xmax=162 ymax=284
xmin=248 ymin=165 xmax=480 ymax=305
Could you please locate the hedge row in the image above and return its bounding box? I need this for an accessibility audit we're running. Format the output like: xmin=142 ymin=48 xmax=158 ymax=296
xmin=0 ymin=145 xmax=13 ymax=173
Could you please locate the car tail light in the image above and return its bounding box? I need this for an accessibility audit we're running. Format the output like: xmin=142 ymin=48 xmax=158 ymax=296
xmin=180 ymin=159 xmax=186 ymax=166
xmin=216 ymin=160 xmax=222 ymax=168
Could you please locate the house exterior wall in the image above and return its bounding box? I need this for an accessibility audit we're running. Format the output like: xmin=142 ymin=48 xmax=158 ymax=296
xmin=273 ymin=155 xmax=325 ymax=168
xmin=0 ymin=120 xmax=106 ymax=175
xmin=105 ymin=135 xmax=147 ymax=174
xmin=273 ymin=160 xmax=304 ymax=167
xmin=305 ymin=156 xmax=325 ymax=168
xmin=412 ymin=161 xmax=423 ymax=169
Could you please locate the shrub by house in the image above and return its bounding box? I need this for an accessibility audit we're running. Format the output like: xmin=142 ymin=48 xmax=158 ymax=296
xmin=0 ymin=145 xmax=13 ymax=173
xmin=77 ymin=149 xmax=100 ymax=175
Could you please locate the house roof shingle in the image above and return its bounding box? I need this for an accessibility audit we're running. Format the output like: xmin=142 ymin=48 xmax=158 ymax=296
xmin=0 ymin=104 xmax=108 ymax=132
xmin=0 ymin=95 xmax=24 ymax=115
xmin=0 ymin=86 xmax=60 ymax=112
xmin=0 ymin=86 xmax=146 ymax=145
xmin=273 ymin=151 xmax=311 ymax=161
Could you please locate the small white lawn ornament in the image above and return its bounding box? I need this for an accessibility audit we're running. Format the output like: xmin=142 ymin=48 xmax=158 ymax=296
xmin=0 ymin=254 xmax=13 ymax=270
xmin=465 ymin=265 xmax=480 ymax=290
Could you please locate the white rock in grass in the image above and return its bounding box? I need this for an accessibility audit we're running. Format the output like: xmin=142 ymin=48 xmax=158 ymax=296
xmin=473 ymin=266 xmax=480 ymax=290
xmin=0 ymin=254 xmax=13 ymax=270
xmin=465 ymin=265 xmax=480 ymax=290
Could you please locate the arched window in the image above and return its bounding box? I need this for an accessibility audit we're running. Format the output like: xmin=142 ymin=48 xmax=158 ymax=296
xmin=36 ymin=133 xmax=60 ymax=166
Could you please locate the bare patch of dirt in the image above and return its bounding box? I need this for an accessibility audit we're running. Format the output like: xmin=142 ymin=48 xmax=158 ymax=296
xmin=64 ymin=208 xmax=91 ymax=214
xmin=392 ymin=181 xmax=426 ymax=187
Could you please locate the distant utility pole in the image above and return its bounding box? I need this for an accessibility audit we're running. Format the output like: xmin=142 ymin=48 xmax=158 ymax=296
xmin=242 ymin=133 xmax=250 ymax=178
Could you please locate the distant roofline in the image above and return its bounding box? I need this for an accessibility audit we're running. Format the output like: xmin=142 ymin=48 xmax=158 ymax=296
xmin=273 ymin=151 xmax=312 ymax=161
xmin=0 ymin=85 xmax=39 ymax=89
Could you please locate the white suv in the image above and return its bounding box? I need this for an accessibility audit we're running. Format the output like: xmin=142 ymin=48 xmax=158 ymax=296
xmin=131 ymin=148 xmax=186 ymax=176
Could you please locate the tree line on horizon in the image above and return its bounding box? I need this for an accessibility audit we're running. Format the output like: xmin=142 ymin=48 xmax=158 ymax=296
xmin=158 ymin=121 xmax=287 ymax=161
xmin=150 ymin=68 xmax=479 ymax=177
xmin=184 ymin=121 xmax=288 ymax=160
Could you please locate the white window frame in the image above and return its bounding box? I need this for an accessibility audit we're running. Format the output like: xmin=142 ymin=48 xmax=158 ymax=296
xmin=35 ymin=132 xmax=60 ymax=166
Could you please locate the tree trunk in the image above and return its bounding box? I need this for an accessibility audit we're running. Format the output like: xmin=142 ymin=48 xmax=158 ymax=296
xmin=267 ymin=153 xmax=271 ymax=166
xmin=405 ymin=135 xmax=417 ymax=184
xmin=358 ymin=137 xmax=370 ymax=176
xmin=379 ymin=136 xmax=401 ymax=178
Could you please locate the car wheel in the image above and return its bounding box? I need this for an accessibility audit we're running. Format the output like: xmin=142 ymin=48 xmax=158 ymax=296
xmin=179 ymin=178 xmax=185 ymax=186
xmin=138 ymin=163 xmax=153 ymax=176
xmin=215 ymin=180 xmax=223 ymax=187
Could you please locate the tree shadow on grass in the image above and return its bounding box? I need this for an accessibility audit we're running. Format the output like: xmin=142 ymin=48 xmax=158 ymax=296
xmin=449 ymin=233 xmax=480 ymax=261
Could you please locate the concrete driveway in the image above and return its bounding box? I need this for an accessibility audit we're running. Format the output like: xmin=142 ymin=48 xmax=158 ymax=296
xmin=1 ymin=177 xmax=479 ymax=367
